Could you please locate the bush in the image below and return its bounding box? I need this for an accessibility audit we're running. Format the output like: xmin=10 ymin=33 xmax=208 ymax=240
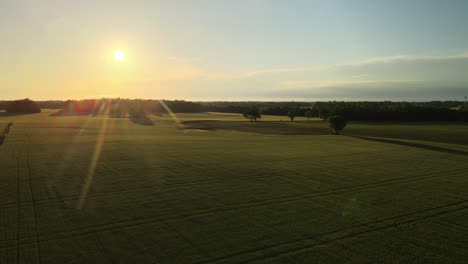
xmin=243 ymin=108 xmax=261 ymax=122
xmin=328 ymin=115 xmax=347 ymax=134
xmin=6 ymin=99 xmax=41 ymax=114
xmin=243 ymin=113 xmax=261 ymax=122
xmin=129 ymin=105 xmax=153 ymax=126
xmin=128 ymin=107 xmax=146 ymax=118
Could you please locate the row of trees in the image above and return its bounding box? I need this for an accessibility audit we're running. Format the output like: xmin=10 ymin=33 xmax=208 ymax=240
xmin=244 ymin=102 xmax=468 ymax=122
xmin=4 ymin=99 xmax=41 ymax=113
xmin=57 ymin=99 xmax=203 ymax=116
xmin=200 ymin=101 xmax=312 ymax=114
xmin=313 ymin=102 xmax=468 ymax=122
xmin=241 ymin=107 xmax=348 ymax=134
xmin=242 ymin=107 xmax=311 ymax=122
xmin=2 ymin=99 xmax=467 ymax=122
xmin=55 ymin=99 xmax=313 ymax=119
xmin=202 ymin=101 xmax=468 ymax=122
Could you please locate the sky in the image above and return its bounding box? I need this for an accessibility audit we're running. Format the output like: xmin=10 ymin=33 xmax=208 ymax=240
xmin=1 ymin=0 xmax=468 ymax=101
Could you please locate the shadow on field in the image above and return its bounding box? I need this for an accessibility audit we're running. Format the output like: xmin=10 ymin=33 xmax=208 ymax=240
xmin=0 ymin=112 xmax=32 ymax=117
xmin=130 ymin=116 xmax=154 ymax=126
xmin=182 ymin=120 xmax=327 ymax=135
xmin=353 ymin=136 xmax=468 ymax=156
xmin=49 ymin=110 xmax=92 ymax=116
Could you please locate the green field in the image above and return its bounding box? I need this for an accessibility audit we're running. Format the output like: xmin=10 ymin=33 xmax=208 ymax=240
xmin=1 ymin=110 xmax=468 ymax=263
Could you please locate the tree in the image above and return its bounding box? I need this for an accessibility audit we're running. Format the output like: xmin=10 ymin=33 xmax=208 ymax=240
xmin=458 ymin=106 xmax=468 ymax=122
xmin=128 ymin=104 xmax=153 ymax=126
xmin=328 ymin=115 xmax=347 ymax=135
xmin=287 ymin=109 xmax=297 ymax=121
xmin=6 ymin=99 xmax=41 ymax=114
xmin=304 ymin=110 xmax=313 ymax=120
xmin=128 ymin=103 xmax=146 ymax=118
xmin=243 ymin=108 xmax=261 ymax=122
xmin=318 ymin=108 xmax=331 ymax=120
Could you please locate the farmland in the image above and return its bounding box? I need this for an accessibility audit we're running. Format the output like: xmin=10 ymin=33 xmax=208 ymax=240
xmin=1 ymin=110 xmax=468 ymax=263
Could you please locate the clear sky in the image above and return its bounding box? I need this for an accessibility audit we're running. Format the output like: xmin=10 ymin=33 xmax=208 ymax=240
xmin=1 ymin=0 xmax=468 ymax=101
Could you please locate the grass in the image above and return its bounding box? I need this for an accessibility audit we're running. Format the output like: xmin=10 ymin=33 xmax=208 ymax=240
xmin=1 ymin=110 xmax=468 ymax=263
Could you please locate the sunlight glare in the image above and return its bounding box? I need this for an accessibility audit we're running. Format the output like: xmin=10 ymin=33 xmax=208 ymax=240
xmin=114 ymin=50 xmax=125 ymax=61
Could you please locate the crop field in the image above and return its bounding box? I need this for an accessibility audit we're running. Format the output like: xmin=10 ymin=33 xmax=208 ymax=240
xmin=183 ymin=119 xmax=468 ymax=146
xmin=1 ymin=111 xmax=468 ymax=263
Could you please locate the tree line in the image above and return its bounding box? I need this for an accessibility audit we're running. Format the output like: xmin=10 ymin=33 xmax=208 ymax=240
xmin=1 ymin=99 xmax=467 ymax=122
xmin=240 ymin=101 xmax=468 ymax=122
xmin=2 ymin=99 xmax=41 ymax=113
xmin=312 ymin=101 xmax=468 ymax=122
xmin=52 ymin=99 xmax=203 ymax=116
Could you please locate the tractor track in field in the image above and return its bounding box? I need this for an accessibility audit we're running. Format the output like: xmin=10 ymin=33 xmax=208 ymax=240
xmin=25 ymin=135 xmax=42 ymax=264
xmin=0 ymin=169 xmax=467 ymax=249
xmin=0 ymin=161 xmax=373 ymax=208
xmin=1 ymin=197 xmax=467 ymax=263
xmin=193 ymin=201 xmax=468 ymax=264
xmin=14 ymin=146 xmax=21 ymax=264
xmin=1 ymin=161 xmax=464 ymax=209
xmin=0 ymin=171 xmax=284 ymax=208
xmin=20 ymin=156 xmax=370 ymax=183
xmin=23 ymin=147 xmax=440 ymax=184
xmin=0 ymin=165 xmax=464 ymax=247
xmin=2 ymin=140 xmax=467 ymax=255
xmin=15 ymin=154 xmax=461 ymax=208
xmin=0 ymin=168 xmax=466 ymax=247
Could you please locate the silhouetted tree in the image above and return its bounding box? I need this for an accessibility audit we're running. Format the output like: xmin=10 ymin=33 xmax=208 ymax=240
xmin=6 ymin=99 xmax=41 ymax=114
xmin=287 ymin=109 xmax=297 ymax=121
xmin=328 ymin=115 xmax=347 ymax=135
xmin=304 ymin=110 xmax=314 ymax=120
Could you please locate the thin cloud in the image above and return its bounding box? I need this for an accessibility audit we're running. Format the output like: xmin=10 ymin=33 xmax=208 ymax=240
xmin=280 ymin=79 xmax=422 ymax=89
xmin=224 ymin=52 xmax=468 ymax=79
xmin=142 ymin=51 xmax=468 ymax=82
xmin=351 ymin=74 xmax=369 ymax=78
xmin=348 ymin=52 xmax=468 ymax=67
xmin=267 ymin=82 xmax=468 ymax=101
xmin=167 ymin=56 xmax=202 ymax=62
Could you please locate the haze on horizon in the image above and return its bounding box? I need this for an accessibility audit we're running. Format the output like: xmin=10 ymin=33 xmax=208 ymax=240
xmin=1 ymin=0 xmax=468 ymax=101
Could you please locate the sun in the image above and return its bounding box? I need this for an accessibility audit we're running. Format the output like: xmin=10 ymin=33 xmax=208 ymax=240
xmin=114 ymin=50 xmax=125 ymax=61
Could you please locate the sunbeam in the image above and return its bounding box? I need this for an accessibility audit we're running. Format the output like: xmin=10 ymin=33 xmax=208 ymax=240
xmin=159 ymin=100 xmax=182 ymax=128
xmin=52 ymin=114 xmax=94 ymax=181
xmin=76 ymin=107 xmax=109 ymax=209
